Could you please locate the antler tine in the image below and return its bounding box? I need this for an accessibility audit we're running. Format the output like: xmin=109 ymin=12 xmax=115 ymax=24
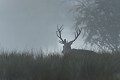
xmin=72 ymin=27 xmax=82 ymax=42
xmin=57 ymin=25 xmax=59 ymax=31
xmin=57 ymin=25 xmax=64 ymax=32
xmin=77 ymin=28 xmax=82 ymax=36
xmin=77 ymin=27 xmax=82 ymax=36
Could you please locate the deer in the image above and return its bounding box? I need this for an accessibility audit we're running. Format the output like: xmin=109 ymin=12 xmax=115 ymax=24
xmin=56 ymin=25 xmax=96 ymax=54
xmin=56 ymin=25 xmax=82 ymax=53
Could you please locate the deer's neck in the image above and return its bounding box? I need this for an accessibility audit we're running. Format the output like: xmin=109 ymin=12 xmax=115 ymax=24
xmin=62 ymin=43 xmax=72 ymax=53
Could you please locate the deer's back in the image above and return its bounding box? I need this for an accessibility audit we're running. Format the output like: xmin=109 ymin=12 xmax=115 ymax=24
xmin=64 ymin=49 xmax=97 ymax=55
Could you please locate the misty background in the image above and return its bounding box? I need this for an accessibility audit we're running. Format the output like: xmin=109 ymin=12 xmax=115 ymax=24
xmin=0 ymin=0 xmax=83 ymax=51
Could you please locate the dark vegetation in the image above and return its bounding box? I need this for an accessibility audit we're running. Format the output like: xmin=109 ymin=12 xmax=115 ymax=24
xmin=0 ymin=50 xmax=120 ymax=80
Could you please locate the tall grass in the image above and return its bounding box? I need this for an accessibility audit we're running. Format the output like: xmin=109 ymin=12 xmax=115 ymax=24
xmin=0 ymin=50 xmax=120 ymax=80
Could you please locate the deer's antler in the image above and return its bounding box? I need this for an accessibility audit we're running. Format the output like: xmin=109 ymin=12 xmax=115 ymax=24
xmin=56 ymin=25 xmax=64 ymax=44
xmin=71 ymin=27 xmax=82 ymax=43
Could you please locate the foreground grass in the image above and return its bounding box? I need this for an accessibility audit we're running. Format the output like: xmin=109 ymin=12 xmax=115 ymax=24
xmin=0 ymin=51 xmax=120 ymax=80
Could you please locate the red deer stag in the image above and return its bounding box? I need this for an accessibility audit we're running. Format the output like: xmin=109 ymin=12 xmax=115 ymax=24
xmin=56 ymin=25 xmax=96 ymax=54
xmin=56 ymin=25 xmax=82 ymax=53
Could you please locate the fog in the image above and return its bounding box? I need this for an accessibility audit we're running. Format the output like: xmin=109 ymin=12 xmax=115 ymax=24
xmin=0 ymin=0 xmax=78 ymax=51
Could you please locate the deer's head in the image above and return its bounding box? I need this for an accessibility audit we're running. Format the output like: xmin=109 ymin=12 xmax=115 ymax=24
xmin=56 ymin=25 xmax=82 ymax=53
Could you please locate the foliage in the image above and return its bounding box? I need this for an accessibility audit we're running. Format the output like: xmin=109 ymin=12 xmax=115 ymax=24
xmin=73 ymin=0 xmax=120 ymax=51
xmin=0 ymin=50 xmax=120 ymax=80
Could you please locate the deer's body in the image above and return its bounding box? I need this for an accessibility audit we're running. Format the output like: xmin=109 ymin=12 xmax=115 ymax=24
xmin=69 ymin=49 xmax=96 ymax=54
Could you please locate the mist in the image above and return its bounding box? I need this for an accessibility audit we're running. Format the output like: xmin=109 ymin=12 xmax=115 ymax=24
xmin=0 ymin=0 xmax=76 ymax=51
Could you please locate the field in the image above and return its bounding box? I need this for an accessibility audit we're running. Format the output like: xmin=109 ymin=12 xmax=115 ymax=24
xmin=0 ymin=50 xmax=120 ymax=80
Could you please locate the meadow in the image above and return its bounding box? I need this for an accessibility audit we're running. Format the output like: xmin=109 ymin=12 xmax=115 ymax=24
xmin=0 ymin=50 xmax=120 ymax=80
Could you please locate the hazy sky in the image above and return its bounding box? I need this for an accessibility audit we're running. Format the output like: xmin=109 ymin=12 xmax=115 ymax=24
xmin=0 ymin=0 xmax=79 ymax=51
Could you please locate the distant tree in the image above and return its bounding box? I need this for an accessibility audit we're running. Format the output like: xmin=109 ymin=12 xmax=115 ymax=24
xmin=73 ymin=0 xmax=120 ymax=51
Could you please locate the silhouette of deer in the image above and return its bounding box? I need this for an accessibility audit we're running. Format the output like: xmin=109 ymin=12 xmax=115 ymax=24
xmin=56 ymin=25 xmax=82 ymax=53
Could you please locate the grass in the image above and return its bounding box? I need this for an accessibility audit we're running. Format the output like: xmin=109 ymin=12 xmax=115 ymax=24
xmin=0 ymin=50 xmax=120 ymax=80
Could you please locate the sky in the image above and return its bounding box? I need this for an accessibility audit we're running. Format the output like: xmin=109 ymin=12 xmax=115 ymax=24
xmin=0 ymin=0 xmax=83 ymax=51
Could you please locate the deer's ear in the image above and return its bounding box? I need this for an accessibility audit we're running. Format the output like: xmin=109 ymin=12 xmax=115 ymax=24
xmin=59 ymin=40 xmax=64 ymax=44
xmin=69 ymin=41 xmax=73 ymax=45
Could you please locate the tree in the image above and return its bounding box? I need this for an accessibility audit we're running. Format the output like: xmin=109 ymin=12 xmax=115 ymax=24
xmin=73 ymin=0 xmax=120 ymax=51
